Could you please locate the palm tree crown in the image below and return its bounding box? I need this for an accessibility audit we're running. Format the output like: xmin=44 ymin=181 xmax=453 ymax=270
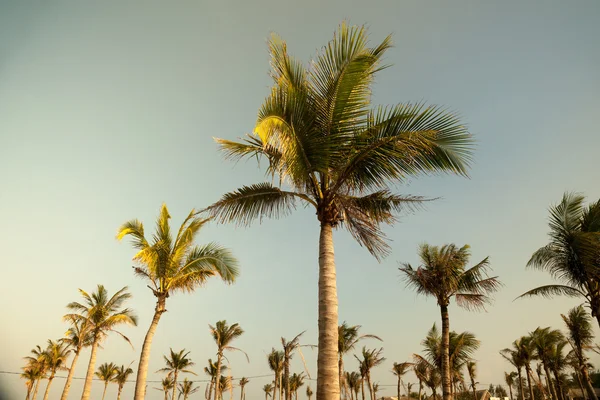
xmin=210 ymin=320 xmax=248 ymax=400
xmin=158 ymin=348 xmax=197 ymax=400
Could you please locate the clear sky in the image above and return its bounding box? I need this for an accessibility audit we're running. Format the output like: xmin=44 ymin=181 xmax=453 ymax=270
xmin=1 ymin=1 xmax=599 ymax=399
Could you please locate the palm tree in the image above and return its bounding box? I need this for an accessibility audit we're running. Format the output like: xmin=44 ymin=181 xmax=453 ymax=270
xmin=158 ymin=348 xmax=197 ymax=400
xmin=268 ymin=349 xmax=285 ymax=400
xmin=113 ymin=364 xmax=134 ymax=400
xmin=307 ymin=386 xmax=314 ymax=400
xmin=239 ymin=378 xmax=250 ymax=400
xmin=501 ymin=337 xmax=536 ymax=400
xmin=466 ymin=362 xmax=477 ymax=400
xmin=424 ymin=367 xmax=442 ymax=400
xmin=59 ymin=317 xmax=92 ymax=400
xmin=21 ymin=362 xmax=45 ymax=400
xmin=178 ymin=378 xmax=200 ymax=400
xmin=264 ymin=384 xmax=274 ymax=400
xmin=562 ymin=305 xmax=598 ymax=400
xmin=22 ymin=352 xmax=47 ymax=400
xmin=414 ymin=363 xmax=428 ymax=400
xmin=548 ymin=340 xmax=568 ymax=400
xmin=155 ymin=377 xmax=174 ymax=400
xmin=518 ymin=193 xmax=600 ymax=326
xmin=530 ymin=327 xmax=564 ymax=400
xmin=282 ymin=332 xmax=311 ymax=400
xmin=209 ymin=320 xmax=247 ymax=400
xmin=499 ymin=346 xmax=526 ymax=400
xmin=407 ymin=383 xmax=414 ymax=398
xmin=339 ymin=323 xmax=382 ymax=399
xmin=392 ymin=362 xmax=411 ymax=400
xmin=355 ymin=347 xmax=386 ymax=400
xmin=218 ymin=376 xmax=233 ymax=400
xmin=289 ymin=373 xmax=306 ymax=400
xmin=205 ymin=359 xmax=228 ymax=400
xmin=504 ymin=372 xmax=516 ymax=400
xmin=37 ymin=340 xmax=71 ymax=400
xmin=118 ymin=204 xmax=239 ymax=400
xmin=372 ymin=383 xmax=380 ymax=400
xmin=207 ymin=21 xmax=474 ymax=400
xmin=96 ymin=362 xmax=118 ymax=400
xmin=345 ymin=372 xmax=361 ymax=400
xmin=64 ymin=285 xmax=137 ymax=400
xmin=401 ymin=244 xmax=499 ymax=400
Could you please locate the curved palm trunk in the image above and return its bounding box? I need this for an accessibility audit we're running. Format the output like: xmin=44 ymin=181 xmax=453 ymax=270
xmin=117 ymin=384 xmax=124 ymax=400
xmin=440 ymin=305 xmax=451 ymax=400
xmin=172 ymin=370 xmax=180 ymax=400
xmin=580 ymin=365 xmax=597 ymax=400
xmin=81 ymin=337 xmax=101 ymax=400
xmin=32 ymin=379 xmax=41 ymax=400
xmin=42 ymin=374 xmax=55 ymax=400
xmin=60 ymin=349 xmax=81 ymax=400
xmin=101 ymin=382 xmax=108 ymax=400
xmin=517 ymin=368 xmax=525 ymax=400
xmin=524 ymin=365 xmax=534 ymax=400
xmin=214 ymin=353 xmax=223 ymax=400
xmin=134 ymin=295 xmax=167 ymax=400
xmin=317 ymin=223 xmax=340 ymax=400
xmin=543 ymin=363 xmax=557 ymax=400
xmin=552 ymin=370 xmax=563 ymax=400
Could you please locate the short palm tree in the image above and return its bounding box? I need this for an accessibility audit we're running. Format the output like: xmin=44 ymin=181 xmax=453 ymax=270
xmin=282 ymin=332 xmax=312 ymax=400
xmin=64 ymin=285 xmax=137 ymax=400
xmin=207 ymin=21 xmax=474 ymax=400
xmin=209 ymin=320 xmax=247 ymax=400
xmin=113 ymin=364 xmax=134 ymax=400
xmin=178 ymin=378 xmax=200 ymax=400
xmin=218 ymin=376 xmax=232 ymax=400
xmin=268 ymin=349 xmax=285 ymax=400
xmin=504 ymin=372 xmax=516 ymax=400
xmin=501 ymin=337 xmax=535 ymax=400
xmin=424 ymin=366 xmax=442 ymax=400
xmin=518 ymin=193 xmax=600 ymax=326
xmin=530 ymin=327 xmax=563 ymax=400
xmin=21 ymin=360 xmax=45 ymax=400
xmin=307 ymin=386 xmax=314 ymax=400
xmin=33 ymin=340 xmax=70 ymax=400
xmin=392 ymin=362 xmax=411 ymax=400
xmin=205 ymin=359 xmax=229 ymax=400
xmin=345 ymin=372 xmax=361 ymax=400
xmin=401 ymin=244 xmax=499 ymax=400
xmin=466 ymin=362 xmax=477 ymax=400
xmin=562 ymin=305 xmax=597 ymax=400
xmin=155 ymin=376 xmax=174 ymax=400
xmin=118 ymin=204 xmax=239 ymax=400
xmin=158 ymin=348 xmax=196 ymax=400
xmin=414 ymin=362 xmax=428 ymax=400
xmin=95 ymin=362 xmax=118 ymax=400
xmin=289 ymin=373 xmax=306 ymax=400
xmin=264 ymin=384 xmax=274 ymax=400
xmin=59 ymin=317 xmax=92 ymax=400
xmin=355 ymin=347 xmax=385 ymax=400
xmin=548 ymin=340 xmax=568 ymax=400
xmin=239 ymin=377 xmax=250 ymax=400
xmin=372 ymin=383 xmax=380 ymax=400
xmin=339 ymin=323 xmax=382 ymax=398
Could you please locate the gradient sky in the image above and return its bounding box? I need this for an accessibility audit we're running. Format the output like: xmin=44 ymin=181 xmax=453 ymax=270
xmin=1 ymin=1 xmax=600 ymax=399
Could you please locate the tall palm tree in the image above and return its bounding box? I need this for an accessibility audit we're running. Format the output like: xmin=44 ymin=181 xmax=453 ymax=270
xmin=268 ymin=349 xmax=285 ymax=400
xmin=562 ymin=305 xmax=598 ymax=400
xmin=264 ymin=384 xmax=274 ymax=400
xmin=355 ymin=347 xmax=386 ymax=400
xmin=239 ymin=378 xmax=250 ymax=400
xmin=64 ymin=285 xmax=137 ymax=400
xmin=307 ymin=386 xmax=314 ymax=400
xmin=178 ymin=378 xmax=200 ymax=400
xmin=530 ymin=327 xmax=563 ymax=400
xmin=501 ymin=337 xmax=536 ymax=400
xmin=392 ymin=362 xmax=411 ymax=400
xmin=95 ymin=362 xmax=118 ymax=400
xmin=155 ymin=377 xmax=174 ymax=400
xmin=504 ymin=372 xmax=516 ymax=400
xmin=207 ymin=21 xmax=474 ymax=400
xmin=282 ymin=332 xmax=311 ymax=400
xmin=59 ymin=317 xmax=92 ymax=400
xmin=118 ymin=204 xmax=239 ymax=400
xmin=401 ymin=244 xmax=499 ymax=400
xmin=339 ymin=323 xmax=382 ymax=399
xmin=209 ymin=320 xmax=247 ymax=400
xmin=518 ymin=193 xmax=600 ymax=326
xmin=205 ymin=359 xmax=229 ymax=400
xmin=113 ymin=364 xmax=134 ymax=400
xmin=158 ymin=348 xmax=197 ymax=400
xmin=466 ymin=362 xmax=477 ymax=400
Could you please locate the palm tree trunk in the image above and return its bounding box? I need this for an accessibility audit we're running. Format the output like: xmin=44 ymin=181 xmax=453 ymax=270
xmin=580 ymin=365 xmax=597 ymax=400
xmin=471 ymin=379 xmax=477 ymax=400
xmin=576 ymin=372 xmax=587 ymax=400
xmin=317 ymin=223 xmax=340 ymax=400
xmin=340 ymin=357 xmax=345 ymax=400
xmin=280 ymin=375 xmax=283 ymax=400
xmin=418 ymin=380 xmax=422 ymax=400
xmin=117 ymin=385 xmax=123 ymax=400
xmin=361 ymin=379 xmax=365 ymax=400
xmin=517 ymin=368 xmax=525 ymax=400
xmin=208 ymin=380 xmax=214 ymax=400
xmin=273 ymin=375 xmax=278 ymax=400
xmin=543 ymin=363 xmax=558 ymax=400
xmin=172 ymin=370 xmax=180 ymax=400
xmin=367 ymin=373 xmax=374 ymax=400
xmin=32 ymin=379 xmax=41 ymax=400
xmin=60 ymin=349 xmax=81 ymax=400
xmin=101 ymin=382 xmax=108 ymax=400
xmin=508 ymin=383 xmax=513 ymax=400
xmin=164 ymin=389 xmax=169 ymax=400
xmin=42 ymin=375 xmax=54 ymax=400
xmin=398 ymin=377 xmax=401 ymax=400
xmin=134 ymin=295 xmax=167 ymax=400
xmin=525 ymin=365 xmax=535 ymax=400
xmin=81 ymin=337 xmax=101 ymax=400
xmin=440 ymin=304 xmax=452 ymax=400
xmin=26 ymin=384 xmax=33 ymax=400
xmin=284 ymin=359 xmax=290 ymax=400
xmin=214 ymin=353 xmax=223 ymax=400
xmin=552 ymin=370 xmax=563 ymax=400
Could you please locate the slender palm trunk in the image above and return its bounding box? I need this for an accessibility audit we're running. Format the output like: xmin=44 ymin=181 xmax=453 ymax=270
xmin=471 ymin=378 xmax=477 ymax=400
xmin=576 ymin=372 xmax=587 ymax=400
xmin=317 ymin=223 xmax=340 ymax=400
xmin=508 ymin=383 xmax=513 ymax=400
xmin=433 ymin=388 xmax=438 ymax=400
xmin=280 ymin=375 xmax=283 ymax=400
xmin=418 ymin=380 xmax=423 ymax=400
xmin=208 ymin=380 xmax=214 ymax=400
xmin=101 ymin=382 xmax=108 ymax=400
xmin=134 ymin=295 xmax=167 ymax=400
xmin=284 ymin=359 xmax=290 ymax=400
xmin=26 ymin=384 xmax=33 ymax=400
xmin=552 ymin=370 xmax=563 ymax=400
xmin=525 ymin=365 xmax=534 ymax=400
xmin=339 ymin=358 xmax=345 ymax=400
xmin=517 ymin=368 xmax=525 ymax=400
xmin=164 ymin=389 xmax=169 ymax=400
xmin=42 ymin=374 xmax=55 ymax=400
xmin=172 ymin=370 xmax=180 ymax=400
xmin=32 ymin=379 xmax=41 ymax=400
xmin=361 ymin=379 xmax=365 ymax=400
xmin=214 ymin=353 xmax=223 ymax=400
xmin=60 ymin=349 xmax=81 ymax=400
xmin=398 ymin=377 xmax=401 ymax=400
xmin=366 ymin=373 xmax=374 ymax=400
xmin=580 ymin=364 xmax=597 ymax=400
xmin=117 ymin=385 xmax=124 ymax=400
xmin=81 ymin=337 xmax=101 ymax=400
xmin=440 ymin=305 xmax=451 ymax=400
xmin=273 ymin=374 xmax=278 ymax=400
xmin=543 ymin=363 xmax=557 ymax=400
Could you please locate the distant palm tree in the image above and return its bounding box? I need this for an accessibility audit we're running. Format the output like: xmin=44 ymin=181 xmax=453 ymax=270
xmin=178 ymin=378 xmax=200 ymax=400
xmin=268 ymin=349 xmax=285 ymax=400
xmin=355 ymin=347 xmax=385 ymax=400
xmin=401 ymin=244 xmax=499 ymax=400
xmin=372 ymin=383 xmax=380 ymax=400
xmin=466 ymin=362 xmax=477 ymax=400
xmin=118 ymin=204 xmax=239 ymax=400
xmin=548 ymin=340 xmax=568 ymax=400
xmin=239 ymin=378 xmax=250 ymax=400
xmin=392 ymin=362 xmax=411 ymax=400
xmin=64 ymin=285 xmax=137 ymax=400
xmin=218 ymin=376 xmax=232 ymax=400
xmin=113 ymin=364 xmax=134 ymax=400
xmin=414 ymin=363 xmax=428 ymax=400
xmin=207 ymin=21 xmax=474 ymax=400
xmin=289 ymin=373 xmax=306 ymax=400
xmin=562 ymin=305 xmax=598 ymax=400
xmin=23 ymin=350 xmax=47 ymax=400
xmin=264 ymin=384 xmax=274 ymax=400
xmin=282 ymin=332 xmax=311 ymax=400
xmin=29 ymin=340 xmax=70 ymax=400
xmin=158 ymin=349 xmax=196 ymax=400
xmin=155 ymin=377 xmax=174 ymax=400
xmin=530 ymin=327 xmax=563 ymax=400
xmin=59 ymin=317 xmax=92 ymax=400
xmin=501 ymin=337 xmax=536 ymax=400
xmin=95 ymin=362 xmax=118 ymax=400
xmin=21 ymin=360 xmax=45 ymax=400
xmin=209 ymin=320 xmax=247 ymax=400
xmin=424 ymin=366 xmax=442 ymax=400
xmin=205 ymin=359 xmax=228 ymax=400
xmin=504 ymin=372 xmax=516 ymax=400
xmin=306 ymin=386 xmax=314 ymax=400
xmin=518 ymin=193 xmax=600 ymax=326
xmin=339 ymin=323 xmax=382 ymax=399
xmin=345 ymin=372 xmax=361 ymax=400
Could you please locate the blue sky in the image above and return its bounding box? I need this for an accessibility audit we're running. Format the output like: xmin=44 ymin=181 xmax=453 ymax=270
xmin=1 ymin=1 xmax=599 ymax=399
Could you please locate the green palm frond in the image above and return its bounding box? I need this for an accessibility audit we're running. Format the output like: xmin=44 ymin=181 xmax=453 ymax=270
xmin=517 ymin=284 xmax=585 ymax=300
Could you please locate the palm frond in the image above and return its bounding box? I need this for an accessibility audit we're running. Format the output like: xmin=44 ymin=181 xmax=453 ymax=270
xmin=516 ymin=284 xmax=586 ymax=300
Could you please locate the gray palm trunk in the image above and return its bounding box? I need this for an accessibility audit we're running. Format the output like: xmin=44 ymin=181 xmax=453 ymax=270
xmin=134 ymin=295 xmax=167 ymax=400
xmin=42 ymin=374 xmax=55 ymax=400
xmin=317 ymin=223 xmax=340 ymax=400
xmin=273 ymin=375 xmax=278 ymax=400
xmin=440 ymin=305 xmax=452 ymax=400
xmin=60 ymin=349 xmax=81 ymax=400
xmin=81 ymin=337 xmax=101 ymax=400
xmin=214 ymin=353 xmax=223 ymax=400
